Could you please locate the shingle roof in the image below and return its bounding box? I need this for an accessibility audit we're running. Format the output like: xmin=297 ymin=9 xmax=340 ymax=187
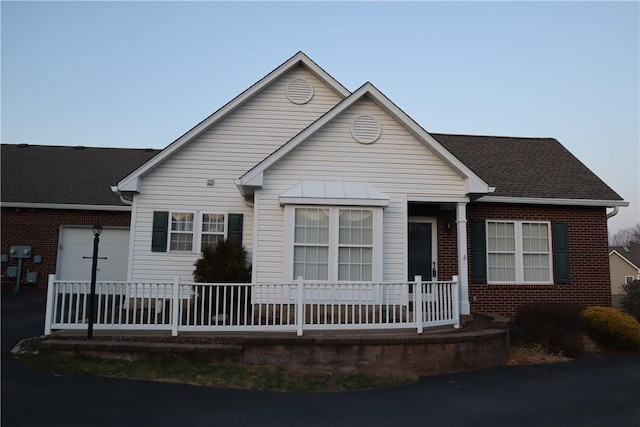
xmin=610 ymin=244 xmax=640 ymax=270
xmin=1 ymin=144 xmax=159 ymax=206
xmin=432 ymin=134 xmax=624 ymax=201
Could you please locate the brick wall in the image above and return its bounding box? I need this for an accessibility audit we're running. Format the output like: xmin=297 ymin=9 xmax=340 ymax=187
xmin=465 ymin=203 xmax=611 ymax=317
xmin=1 ymin=208 xmax=130 ymax=291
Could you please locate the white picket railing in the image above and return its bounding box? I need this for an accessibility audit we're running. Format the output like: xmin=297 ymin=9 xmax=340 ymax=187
xmin=44 ymin=275 xmax=459 ymax=336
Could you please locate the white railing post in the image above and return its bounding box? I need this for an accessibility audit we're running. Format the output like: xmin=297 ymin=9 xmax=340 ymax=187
xmin=415 ymin=275 xmax=424 ymax=334
xmin=452 ymin=275 xmax=460 ymax=329
xmin=296 ymin=276 xmax=304 ymax=336
xmin=44 ymin=274 xmax=55 ymax=336
xmin=171 ymin=277 xmax=180 ymax=336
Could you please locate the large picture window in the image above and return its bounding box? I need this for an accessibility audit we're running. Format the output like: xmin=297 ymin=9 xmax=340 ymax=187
xmin=290 ymin=207 xmax=379 ymax=282
xmin=487 ymin=220 xmax=551 ymax=284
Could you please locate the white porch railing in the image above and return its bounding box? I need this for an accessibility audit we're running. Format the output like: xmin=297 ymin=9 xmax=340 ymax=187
xmin=44 ymin=275 xmax=459 ymax=337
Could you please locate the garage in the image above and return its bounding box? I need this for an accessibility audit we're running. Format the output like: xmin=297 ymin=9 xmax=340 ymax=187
xmin=56 ymin=227 xmax=130 ymax=281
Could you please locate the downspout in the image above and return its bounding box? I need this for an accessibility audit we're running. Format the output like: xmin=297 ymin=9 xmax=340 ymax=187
xmin=606 ymin=206 xmax=619 ymax=219
xmin=111 ymin=186 xmax=133 ymax=205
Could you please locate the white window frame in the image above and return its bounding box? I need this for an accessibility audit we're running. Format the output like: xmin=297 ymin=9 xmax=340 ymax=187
xmin=284 ymin=205 xmax=383 ymax=283
xmin=486 ymin=220 xmax=553 ymax=285
xmin=625 ymin=276 xmax=635 ymax=284
xmin=168 ymin=211 xmax=228 ymax=253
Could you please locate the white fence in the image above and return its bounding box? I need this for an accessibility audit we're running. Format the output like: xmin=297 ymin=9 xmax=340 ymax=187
xmin=44 ymin=275 xmax=459 ymax=336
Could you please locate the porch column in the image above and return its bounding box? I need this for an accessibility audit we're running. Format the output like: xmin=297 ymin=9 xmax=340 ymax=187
xmin=456 ymin=202 xmax=470 ymax=315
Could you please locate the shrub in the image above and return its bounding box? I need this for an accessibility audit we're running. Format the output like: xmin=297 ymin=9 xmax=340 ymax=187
xmin=193 ymin=240 xmax=252 ymax=321
xmin=193 ymin=239 xmax=251 ymax=283
xmin=580 ymin=306 xmax=640 ymax=351
xmin=511 ymin=303 xmax=586 ymax=357
xmin=620 ymin=280 xmax=640 ymax=322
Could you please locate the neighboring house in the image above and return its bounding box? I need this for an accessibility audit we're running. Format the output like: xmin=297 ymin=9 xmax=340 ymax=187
xmin=1 ymin=144 xmax=159 ymax=290
xmin=111 ymin=52 xmax=623 ymax=317
xmin=609 ymin=244 xmax=640 ymax=303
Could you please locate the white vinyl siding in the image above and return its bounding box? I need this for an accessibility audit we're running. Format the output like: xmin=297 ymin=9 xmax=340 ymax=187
xmin=255 ymin=97 xmax=466 ymax=283
xmin=487 ymin=220 xmax=552 ymax=284
xmin=128 ymin=66 xmax=342 ymax=281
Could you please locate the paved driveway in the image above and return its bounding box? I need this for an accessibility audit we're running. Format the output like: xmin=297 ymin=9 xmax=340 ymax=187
xmin=2 ymin=291 xmax=640 ymax=427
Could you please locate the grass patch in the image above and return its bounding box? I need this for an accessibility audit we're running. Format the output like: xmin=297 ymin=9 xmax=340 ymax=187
xmin=14 ymin=352 xmax=416 ymax=392
xmin=506 ymin=344 xmax=570 ymax=365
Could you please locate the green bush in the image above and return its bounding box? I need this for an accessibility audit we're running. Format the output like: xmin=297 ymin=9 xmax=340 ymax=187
xmin=193 ymin=240 xmax=251 ymax=320
xmin=511 ymin=303 xmax=586 ymax=357
xmin=620 ymin=280 xmax=640 ymax=322
xmin=581 ymin=306 xmax=640 ymax=351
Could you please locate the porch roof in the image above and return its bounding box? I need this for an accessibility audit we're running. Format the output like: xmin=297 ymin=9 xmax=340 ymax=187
xmin=279 ymin=180 xmax=390 ymax=207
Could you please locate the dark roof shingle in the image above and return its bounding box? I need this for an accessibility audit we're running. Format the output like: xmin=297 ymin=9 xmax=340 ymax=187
xmin=610 ymin=244 xmax=640 ymax=269
xmin=432 ymin=133 xmax=623 ymax=201
xmin=1 ymin=144 xmax=159 ymax=206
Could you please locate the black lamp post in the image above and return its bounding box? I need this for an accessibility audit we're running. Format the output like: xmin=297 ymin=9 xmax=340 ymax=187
xmin=87 ymin=224 xmax=103 ymax=340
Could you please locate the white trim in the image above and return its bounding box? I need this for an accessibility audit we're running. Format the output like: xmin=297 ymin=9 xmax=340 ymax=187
xmin=407 ymin=195 xmax=470 ymax=204
xmin=166 ymin=211 xmax=229 ymax=254
xmin=126 ymin=199 xmax=138 ymax=281
xmin=485 ymin=220 xmax=553 ymax=285
xmin=239 ymin=83 xmax=492 ymax=196
xmin=1 ymin=202 xmax=130 ymax=211
xmin=609 ymin=250 xmax=640 ymax=272
xmin=477 ymin=196 xmax=629 ymax=208
xmin=407 ymin=216 xmax=438 ymax=280
xmin=117 ymin=52 xmax=351 ymax=193
xmin=625 ymin=276 xmax=635 ymax=283
xmin=252 ymin=190 xmax=260 ymax=284
xmin=285 ymin=205 xmax=383 ymax=283
xmin=456 ymin=202 xmax=470 ymax=315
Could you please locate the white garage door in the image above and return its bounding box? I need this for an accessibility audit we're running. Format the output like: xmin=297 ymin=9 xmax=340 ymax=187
xmin=57 ymin=227 xmax=130 ymax=281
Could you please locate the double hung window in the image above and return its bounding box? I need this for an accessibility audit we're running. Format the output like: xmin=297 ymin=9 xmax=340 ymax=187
xmin=487 ymin=220 xmax=551 ymax=284
xmin=168 ymin=212 xmax=226 ymax=252
xmin=291 ymin=207 xmax=377 ymax=282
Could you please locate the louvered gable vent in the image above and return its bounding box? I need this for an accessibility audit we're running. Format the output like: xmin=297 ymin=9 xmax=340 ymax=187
xmin=286 ymin=78 xmax=314 ymax=104
xmin=351 ymin=115 xmax=381 ymax=144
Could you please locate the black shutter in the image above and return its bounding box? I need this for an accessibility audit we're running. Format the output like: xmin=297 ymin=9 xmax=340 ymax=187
xmin=228 ymin=213 xmax=243 ymax=247
xmin=151 ymin=211 xmax=169 ymax=252
xmin=554 ymin=222 xmax=570 ymax=284
xmin=471 ymin=219 xmax=487 ymax=283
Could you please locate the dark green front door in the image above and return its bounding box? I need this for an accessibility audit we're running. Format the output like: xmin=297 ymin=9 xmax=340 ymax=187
xmin=408 ymin=222 xmax=433 ymax=281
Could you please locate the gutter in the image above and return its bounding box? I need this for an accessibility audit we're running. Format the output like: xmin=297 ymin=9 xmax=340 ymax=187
xmin=606 ymin=206 xmax=619 ymax=219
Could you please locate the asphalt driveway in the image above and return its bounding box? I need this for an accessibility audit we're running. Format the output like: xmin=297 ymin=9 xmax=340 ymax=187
xmin=2 ymin=291 xmax=639 ymax=427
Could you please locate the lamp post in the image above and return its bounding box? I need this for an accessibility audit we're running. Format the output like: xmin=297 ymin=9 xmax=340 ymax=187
xmin=87 ymin=224 xmax=103 ymax=340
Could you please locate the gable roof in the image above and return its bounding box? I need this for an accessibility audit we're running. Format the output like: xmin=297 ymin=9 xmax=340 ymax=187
xmin=1 ymin=144 xmax=159 ymax=208
xmin=609 ymin=244 xmax=640 ymax=271
xmin=117 ymin=52 xmax=351 ymax=193
xmin=433 ymin=134 xmax=627 ymax=206
xmin=238 ymin=82 xmax=493 ymax=196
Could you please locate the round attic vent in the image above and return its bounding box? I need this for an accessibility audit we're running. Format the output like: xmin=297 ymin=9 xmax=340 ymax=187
xmin=286 ymin=78 xmax=314 ymax=104
xmin=351 ymin=115 xmax=382 ymax=144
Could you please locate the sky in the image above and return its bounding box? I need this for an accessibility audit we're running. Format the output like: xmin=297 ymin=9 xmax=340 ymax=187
xmin=2 ymin=1 xmax=639 ymax=234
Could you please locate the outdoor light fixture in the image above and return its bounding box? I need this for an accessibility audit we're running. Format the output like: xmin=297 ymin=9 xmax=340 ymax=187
xmin=87 ymin=224 xmax=103 ymax=339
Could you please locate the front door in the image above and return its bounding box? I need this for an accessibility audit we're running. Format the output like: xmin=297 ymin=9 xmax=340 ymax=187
xmin=408 ymin=222 xmax=433 ymax=281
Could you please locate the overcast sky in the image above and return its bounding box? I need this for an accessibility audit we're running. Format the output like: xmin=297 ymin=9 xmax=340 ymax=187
xmin=2 ymin=1 xmax=638 ymax=233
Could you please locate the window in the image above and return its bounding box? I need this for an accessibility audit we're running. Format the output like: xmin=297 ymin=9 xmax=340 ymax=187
xmin=487 ymin=221 xmax=551 ymax=284
xmin=626 ymin=276 xmax=635 ymax=284
xmin=201 ymin=213 xmax=225 ymax=251
xmin=170 ymin=213 xmax=194 ymax=251
xmin=294 ymin=208 xmax=329 ymax=280
xmin=290 ymin=207 xmax=379 ymax=282
xmin=165 ymin=212 xmax=229 ymax=253
xmin=338 ymin=209 xmax=373 ymax=281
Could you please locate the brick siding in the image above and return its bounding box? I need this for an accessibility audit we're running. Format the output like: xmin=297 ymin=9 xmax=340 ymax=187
xmin=1 ymin=208 xmax=130 ymax=290
xmin=465 ymin=203 xmax=611 ymax=317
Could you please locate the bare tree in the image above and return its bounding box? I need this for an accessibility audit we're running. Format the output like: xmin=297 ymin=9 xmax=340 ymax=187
xmin=610 ymin=223 xmax=640 ymax=246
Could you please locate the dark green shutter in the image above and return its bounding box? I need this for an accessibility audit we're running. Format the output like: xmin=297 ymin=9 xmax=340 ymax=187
xmin=471 ymin=219 xmax=487 ymax=283
xmin=151 ymin=211 xmax=169 ymax=252
xmin=554 ymin=222 xmax=570 ymax=284
xmin=227 ymin=213 xmax=243 ymax=247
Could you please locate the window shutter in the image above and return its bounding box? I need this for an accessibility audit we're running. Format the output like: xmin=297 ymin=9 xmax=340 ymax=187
xmin=151 ymin=211 xmax=169 ymax=252
xmin=228 ymin=213 xmax=243 ymax=247
xmin=554 ymin=222 xmax=570 ymax=284
xmin=471 ymin=219 xmax=487 ymax=283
